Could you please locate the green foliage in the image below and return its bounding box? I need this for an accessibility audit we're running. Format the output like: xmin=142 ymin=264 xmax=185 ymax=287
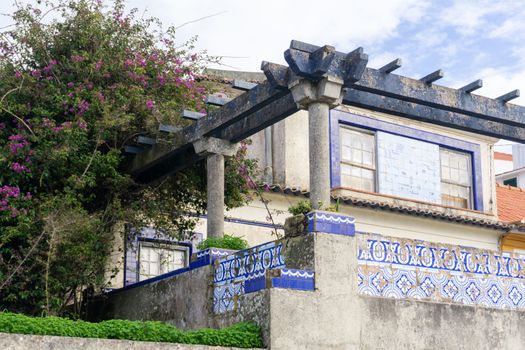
xmin=288 ymin=200 xmax=313 ymax=216
xmin=0 ymin=312 xmax=263 ymax=348
xmin=197 ymin=234 xmax=249 ymax=251
xmin=287 ymin=199 xmax=340 ymax=216
xmin=0 ymin=0 xmax=257 ymax=316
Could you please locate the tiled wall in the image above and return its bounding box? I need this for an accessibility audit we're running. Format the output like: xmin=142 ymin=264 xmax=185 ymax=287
xmin=357 ymin=233 xmax=525 ymax=310
xmin=377 ymin=131 xmax=441 ymax=203
xmin=213 ymin=241 xmax=314 ymax=314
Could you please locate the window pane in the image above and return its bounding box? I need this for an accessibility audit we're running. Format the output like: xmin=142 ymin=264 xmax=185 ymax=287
xmin=340 ymin=127 xmax=376 ymax=192
xmin=440 ymin=148 xmax=472 ymax=209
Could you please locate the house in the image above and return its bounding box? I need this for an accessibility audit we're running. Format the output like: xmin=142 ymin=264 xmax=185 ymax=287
xmin=496 ymin=144 xmax=525 ymax=187
xmin=91 ymin=41 xmax=525 ymax=349
xmin=107 ymin=67 xmax=522 ymax=289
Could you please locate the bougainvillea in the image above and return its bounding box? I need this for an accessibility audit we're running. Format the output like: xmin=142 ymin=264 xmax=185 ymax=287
xmin=0 ymin=0 xmax=257 ymax=316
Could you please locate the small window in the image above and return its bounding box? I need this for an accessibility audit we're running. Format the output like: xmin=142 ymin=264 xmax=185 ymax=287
xmin=503 ymin=178 xmax=518 ymax=187
xmin=440 ymin=148 xmax=472 ymax=209
xmin=340 ymin=127 xmax=376 ymax=192
xmin=138 ymin=241 xmax=189 ymax=281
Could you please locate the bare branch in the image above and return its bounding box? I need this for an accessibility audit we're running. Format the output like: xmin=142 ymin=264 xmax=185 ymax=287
xmin=174 ymin=11 xmax=227 ymax=30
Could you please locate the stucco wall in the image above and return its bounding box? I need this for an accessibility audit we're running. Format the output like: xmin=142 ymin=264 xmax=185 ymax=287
xmin=87 ymin=265 xmax=214 ymax=330
xmin=223 ymin=192 xmax=503 ymax=251
xmin=265 ymin=232 xmax=525 ymax=349
xmin=0 ymin=333 xmax=261 ymax=350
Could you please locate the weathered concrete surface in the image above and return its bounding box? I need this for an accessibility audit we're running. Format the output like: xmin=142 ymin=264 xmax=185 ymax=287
xmin=266 ymin=233 xmax=525 ymax=350
xmin=308 ymin=101 xmax=331 ymax=209
xmin=206 ymin=153 xmax=225 ymax=238
xmin=0 ymin=333 xmax=262 ymax=350
xmin=86 ymin=266 xmax=213 ymax=330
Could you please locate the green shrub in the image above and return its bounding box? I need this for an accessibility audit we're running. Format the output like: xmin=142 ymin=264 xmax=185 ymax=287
xmin=0 ymin=312 xmax=263 ymax=348
xmin=288 ymin=200 xmax=313 ymax=216
xmin=197 ymin=234 xmax=249 ymax=251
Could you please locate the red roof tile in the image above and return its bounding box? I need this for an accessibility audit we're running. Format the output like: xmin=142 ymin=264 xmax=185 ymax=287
xmin=496 ymin=183 xmax=525 ymax=223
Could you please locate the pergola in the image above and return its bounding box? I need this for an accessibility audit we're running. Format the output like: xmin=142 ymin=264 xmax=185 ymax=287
xmin=126 ymin=40 xmax=525 ymax=238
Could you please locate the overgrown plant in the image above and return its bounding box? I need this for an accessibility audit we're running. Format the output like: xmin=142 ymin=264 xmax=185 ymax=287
xmin=197 ymin=234 xmax=249 ymax=251
xmin=0 ymin=312 xmax=264 ymax=348
xmin=0 ymin=0 xmax=256 ymax=316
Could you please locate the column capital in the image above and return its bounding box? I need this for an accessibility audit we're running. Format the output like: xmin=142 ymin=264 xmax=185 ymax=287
xmin=193 ymin=137 xmax=239 ymax=157
xmin=288 ymin=74 xmax=345 ymax=110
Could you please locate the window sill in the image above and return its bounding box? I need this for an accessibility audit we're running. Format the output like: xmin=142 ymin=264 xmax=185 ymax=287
xmin=331 ymin=186 xmax=496 ymax=222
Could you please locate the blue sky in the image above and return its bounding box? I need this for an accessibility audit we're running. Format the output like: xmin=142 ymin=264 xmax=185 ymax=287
xmin=1 ymin=0 xmax=524 ymax=151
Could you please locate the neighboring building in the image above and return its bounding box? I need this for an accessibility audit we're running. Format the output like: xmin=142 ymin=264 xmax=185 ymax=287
xmin=494 ymin=151 xmax=513 ymax=174
xmin=496 ymin=144 xmax=525 ymax=187
xmin=496 ymin=183 xmax=525 ymax=223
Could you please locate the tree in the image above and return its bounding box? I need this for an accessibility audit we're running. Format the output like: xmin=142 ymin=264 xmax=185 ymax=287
xmin=0 ymin=0 xmax=256 ymax=316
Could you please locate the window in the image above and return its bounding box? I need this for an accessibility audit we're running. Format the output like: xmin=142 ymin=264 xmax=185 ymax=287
xmin=138 ymin=241 xmax=188 ymax=281
xmin=340 ymin=127 xmax=376 ymax=192
xmin=440 ymin=148 xmax=472 ymax=209
xmin=504 ymin=178 xmax=518 ymax=187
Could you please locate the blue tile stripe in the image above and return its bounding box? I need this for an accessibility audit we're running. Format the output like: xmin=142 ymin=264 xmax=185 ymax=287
xmin=357 ymin=233 xmax=525 ymax=310
xmin=306 ymin=211 xmax=356 ymax=236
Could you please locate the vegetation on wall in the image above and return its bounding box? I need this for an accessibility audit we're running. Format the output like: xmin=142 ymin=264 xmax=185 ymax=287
xmin=0 ymin=312 xmax=263 ymax=348
xmin=0 ymin=0 xmax=257 ymax=316
xmin=197 ymin=234 xmax=249 ymax=251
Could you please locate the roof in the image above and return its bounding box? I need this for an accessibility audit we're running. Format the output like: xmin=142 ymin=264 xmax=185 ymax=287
xmin=495 ymin=151 xmax=513 ymax=161
xmin=495 ymin=166 xmax=525 ymax=178
xmin=264 ymin=184 xmax=509 ymax=230
xmin=496 ymin=183 xmax=525 ymax=223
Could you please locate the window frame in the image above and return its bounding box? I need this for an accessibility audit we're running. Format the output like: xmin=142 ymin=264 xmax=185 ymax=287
xmin=439 ymin=147 xmax=474 ymax=209
xmin=339 ymin=125 xmax=378 ymax=192
xmin=137 ymin=239 xmax=190 ymax=282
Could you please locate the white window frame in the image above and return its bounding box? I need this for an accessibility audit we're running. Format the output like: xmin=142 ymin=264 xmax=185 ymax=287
xmin=137 ymin=240 xmax=190 ymax=281
xmin=439 ymin=148 xmax=473 ymax=209
xmin=339 ymin=125 xmax=377 ymax=192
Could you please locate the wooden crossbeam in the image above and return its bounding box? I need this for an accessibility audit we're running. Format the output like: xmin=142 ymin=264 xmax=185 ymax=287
xmin=158 ymin=124 xmax=180 ymax=133
xmin=136 ymin=136 xmax=156 ymax=146
xmin=182 ymin=110 xmax=206 ymax=121
xmin=124 ymin=145 xmax=144 ymax=154
xmin=497 ymin=89 xmax=520 ymax=103
xmin=420 ymin=69 xmax=444 ymax=84
xmin=130 ymin=82 xmax=288 ymax=182
xmin=379 ymin=59 xmax=402 ymax=74
xmin=232 ymin=79 xmax=257 ymax=91
xmin=343 ymin=88 xmax=525 ymax=143
xmin=353 ymin=68 xmax=525 ymax=127
xmin=206 ymin=95 xmax=230 ymax=106
xmin=459 ymin=79 xmax=483 ymax=94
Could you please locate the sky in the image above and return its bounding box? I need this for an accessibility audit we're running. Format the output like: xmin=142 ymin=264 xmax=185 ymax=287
xmin=1 ymin=0 xmax=524 ymax=153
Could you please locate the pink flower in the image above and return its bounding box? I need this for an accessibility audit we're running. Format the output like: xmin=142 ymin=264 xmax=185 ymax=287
xmin=146 ymin=100 xmax=155 ymax=109
xmin=95 ymin=60 xmax=103 ymax=70
xmin=10 ymin=162 xmax=29 ymax=173
xmin=14 ymin=71 xmax=22 ymax=79
xmin=67 ymin=82 xmax=75 ymax=88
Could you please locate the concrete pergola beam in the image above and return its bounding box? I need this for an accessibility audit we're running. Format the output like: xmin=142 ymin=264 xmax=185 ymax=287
xmin=193 ymin=137 xmax=239 ymax=238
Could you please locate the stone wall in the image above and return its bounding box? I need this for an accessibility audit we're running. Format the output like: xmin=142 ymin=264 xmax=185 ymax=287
xmin=88 ymin=211 xmax=525 ymax=349
xmin=0 ymin=333 xmax=261 ymax=350
xmin=86 ymin=265 xmax=214 ymax=330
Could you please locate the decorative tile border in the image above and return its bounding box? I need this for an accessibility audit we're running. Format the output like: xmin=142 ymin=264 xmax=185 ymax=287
xmin=357 ymin=233 xmax=525 ymax=310
xmin=190 ymin=248 xmax=237 ymax=269
xmin=213 ymin=241 xmax=315 ymax=314
xmin=306 ymin=211 xmax=355 ymax=236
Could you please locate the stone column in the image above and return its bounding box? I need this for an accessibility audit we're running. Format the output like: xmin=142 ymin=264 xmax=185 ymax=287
xmin=289 ymin=75 xmax=344 ymax=209
xmin=206 ymin=153 xmax=225 ymax=237
xmin=193 ymin=137 xmax=239 ymax=238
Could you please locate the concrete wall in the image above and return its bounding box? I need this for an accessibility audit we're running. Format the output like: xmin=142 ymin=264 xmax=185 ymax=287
xmin=265 ymin=232 xmax=525 ymax=349
xmin=87 ymin=265 xmax=214 ymax=330
xmin=0 ymin=333 xmax=260 ymax=350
